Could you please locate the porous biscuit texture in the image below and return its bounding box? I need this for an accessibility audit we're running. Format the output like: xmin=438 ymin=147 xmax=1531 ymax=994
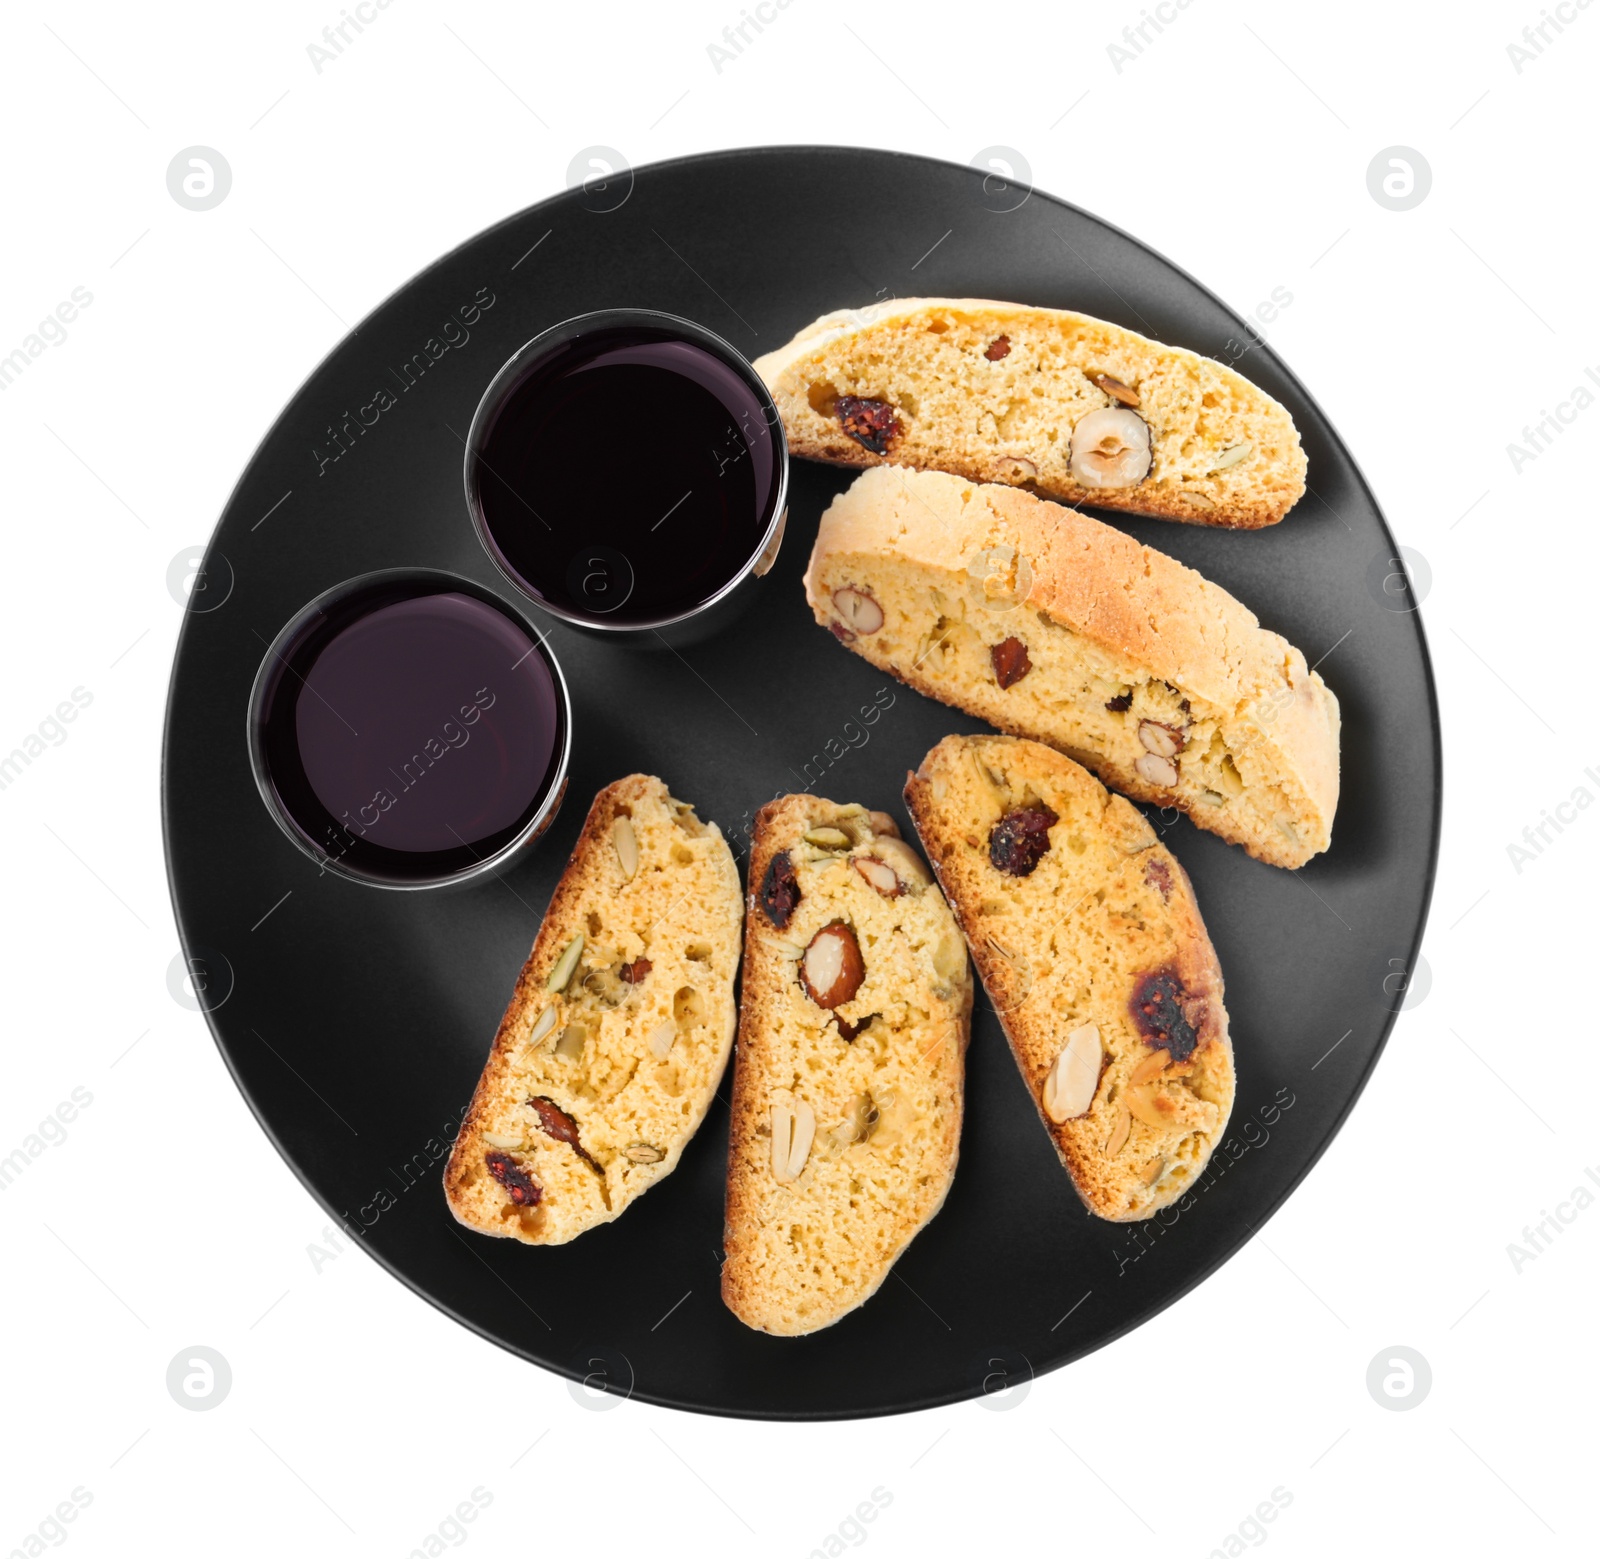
xmin=905 ymin=735 xmax=1235 ymax=1221
xmin=754 ymin=297 xmax=1307 ymax=528
xmin=444 ymin=775 xmax=742 ymax=1245
xmin=721 ymin=796 xmax=972 ymax=1335
xmin=805 ymin=466 xmax=1340 ymax=869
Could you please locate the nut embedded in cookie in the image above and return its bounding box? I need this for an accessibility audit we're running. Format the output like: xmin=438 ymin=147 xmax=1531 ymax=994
xmin=799 ymin=921 xmax=866 ymax=1010
xmin=1069 ymin=407 xmax=1152 ymax=488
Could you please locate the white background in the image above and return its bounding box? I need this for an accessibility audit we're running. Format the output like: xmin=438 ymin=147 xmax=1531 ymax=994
xmin=1 ymin=1 xmax=1594 ymax=1555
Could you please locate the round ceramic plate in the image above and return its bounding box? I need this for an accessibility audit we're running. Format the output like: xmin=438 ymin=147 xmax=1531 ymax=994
xmin=163 ymin=146 xmax=1440 ymax=1419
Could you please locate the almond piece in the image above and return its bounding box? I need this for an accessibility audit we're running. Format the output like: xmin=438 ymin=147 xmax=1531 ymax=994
xmin=528 ymin=1095 xmax=602 ymax=1175
xmin=612 ymin=815 xmax=639 ymax=881
xmin=1104 ymin=1102 xmax=1132 ymax=1157
xmin=1142 ymin=1154 xmax=1165 ymax=1186
xmin=647 ymin=1019 xmax=677 ymax=1060
xmin=1090 ymin=371 xmax=1141 ymax=408
xmin=870 ymin=837 xmax=931 ymax=889
xmin=1128 ymin=1050 xmax=1170 ymax=1086
xmin=771 ymin=1102 xmax=817 ymax=1182
xmin=771 ymin=1104 xmax=794 ymax=1181
xmin=1125 ymin=1084 xmax=1175 ymax=1130
xmin=786 ymin=1100 xmax=816 ymax=1180
xmin=867 ymin=810 xmax=900 ymax=837
xmin=831 ymin=586 xmax=884 ymax=635
xmin=800 ymin=921 xmax=865 ymax=1009
xmin=1210 ymin=441 xmax=1253 ymax=473
xmin=853 ymin=856 xmax=902 ymax=897
xmin=1138 ymin=720 xmax=1185 ymax=759
xmin=1042 ymin=1021 xmax=1102 ymax=1122
xmin=1134 ymin=752 xmax=1179 ymax=787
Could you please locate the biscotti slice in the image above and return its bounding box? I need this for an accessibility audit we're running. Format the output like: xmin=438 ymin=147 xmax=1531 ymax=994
xmin=721 ymin=797 xmax=972 ymax=1335
xmin=806 ymin=466 xmax=1339 ymax=869
xmin=443 ymin=775 xmax=742 ymax=1245
xmin=906 ymin=735 xmax=1235 ymax=1221
xmin=754 ymin=297 xmax=1306 ymax=528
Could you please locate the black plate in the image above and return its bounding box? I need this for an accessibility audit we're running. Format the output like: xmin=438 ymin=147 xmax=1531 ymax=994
xmin=163 ymin=146 xmax=1440 ymax=1420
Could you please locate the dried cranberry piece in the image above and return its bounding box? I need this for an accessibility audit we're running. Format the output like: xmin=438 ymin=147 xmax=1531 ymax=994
xmin=836 ymin=395 xmax=901 ymax=455
xmin=760 ymin=849 xmax=801 ymax=929
xmin=528 ymin=1096 xmax=603 ymax=1175
xmin=990 ymin=637 xmax=1032 ymax=689
xmin=1129 ymin=967 xmax=1203 ymax=1062
xmin=988 ymin=805 xmax=1059 ymax=877
xmin=984 ymin=335 xmax=1011 ymax=361
xmin=485 ymin=1150 xmax=541 ymax=1206
xmin=620 ymin=958 xmax=652 ymax=984
xmin=1105 ymin=692 xmax=1133 ymax=712
xmin=1143 ymin=858 xmax=1174 ymax=901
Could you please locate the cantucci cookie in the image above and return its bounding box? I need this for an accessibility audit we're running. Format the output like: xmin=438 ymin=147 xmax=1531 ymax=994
xmin=443 ymin=775 xmax=741 ymax=1245
xmin=805 ymin=466 xmax=1339 ymax=869
xmin=721 ymin=797 xmax=972 ymax=1335
xmin=753 ymin=296 xmax=1306 ymax=528
xmin=905 ymin=735 xmax=1235 ymax=1221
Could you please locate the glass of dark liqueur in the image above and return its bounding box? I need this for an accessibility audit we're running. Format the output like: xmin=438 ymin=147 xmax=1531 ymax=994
xmin=248 ymin=570 xmax=571 ymax=889
xmin=464 ymin=309 xmax=788 ymax=646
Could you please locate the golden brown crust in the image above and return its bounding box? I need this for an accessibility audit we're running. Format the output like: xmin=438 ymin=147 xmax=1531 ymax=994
xmin=443 ymin=775 xmax=741 ymax=1245
xmin=904 ymin=735 xmax=1235 ymax=1221
xmin=754 ymin=297 xmax=1306 ymax=529
xmin=721 ymin=795 xmax=971 ymax=1334
xmin=804 ymin=467 xmax=1339 ymax=869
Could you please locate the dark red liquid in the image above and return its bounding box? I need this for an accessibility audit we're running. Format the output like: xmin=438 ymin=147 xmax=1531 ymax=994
xmin=256 ymin=585 xmax=565 ymax=882
xmin=473 ymin=326 xmax=782 ymax=625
